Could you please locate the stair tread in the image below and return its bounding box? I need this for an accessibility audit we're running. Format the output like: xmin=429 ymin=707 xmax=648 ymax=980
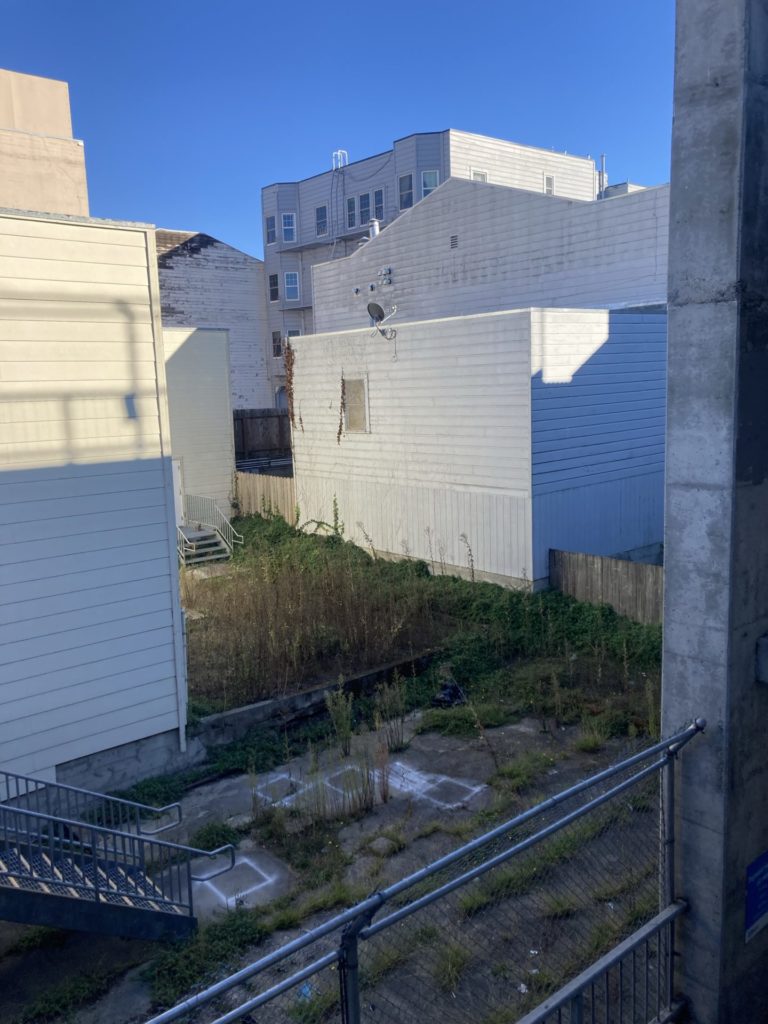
xmin=0 ymin=845 xmax=185 ymax=916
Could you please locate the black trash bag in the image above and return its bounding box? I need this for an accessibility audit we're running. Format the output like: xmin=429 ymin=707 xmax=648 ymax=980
xmin=431 ymin=674 xmax=466 ymax=708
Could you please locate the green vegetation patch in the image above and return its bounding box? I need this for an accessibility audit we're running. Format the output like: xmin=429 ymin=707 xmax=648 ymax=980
xmin=149 ymin=909 xmax=268 ymax=1008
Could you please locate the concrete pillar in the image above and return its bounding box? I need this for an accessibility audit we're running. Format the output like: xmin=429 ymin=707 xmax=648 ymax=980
xmin=662 ymin=1 xmax=768 ymax=1021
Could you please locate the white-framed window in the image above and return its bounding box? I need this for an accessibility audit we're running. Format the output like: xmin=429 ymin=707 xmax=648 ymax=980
xmin=421 ymin=170 xmax=439 ymax=198
xmin=284 ymin=271 xmax=300 ymax=301
xmin=265 ymin=215 xmax=276 ymax=244
xmin=399 ymin=174 xmax=413 ymax=210
xmin=347 ymin=197 xmax=356 ymax=229
xmin=272 ymin=330 xmax=283 ymax=357
xmin=471 ymin=168 xmax=488 ymax=183
xmin=374 ymin=188 xmax=384 ymax=221
xmin=268 ymin=274 xmax=279 ymax=302
xmin=544 ymin=174 xmax=555 ymax=195
xmin=275 ymin=386 xmax=288 ymax=410
xmin=315 ymin=205 xmax=328 ymax=236
xmin=344 ymin=377 xmax=368 ymax=433
xmin=287 ymin=329 xmax=301 ymax=340
xmin=359 ymin=193 xmax=371 ymax=225
xmin=282 ymin=212 xmax=296 ymax=242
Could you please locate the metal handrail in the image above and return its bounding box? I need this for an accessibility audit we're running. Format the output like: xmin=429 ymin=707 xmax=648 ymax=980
xmin=144 ymin=718 xmax=706 ymax=1024
xmin=0 ymin=767 xmax=182 ymax=836
xmin=0 ymin=803 xmax=235 ymax=916
xmin=182 ymin=494 xmax=243 ymax=552
xmin=514 ymin=901 xmax=688 ymax=1024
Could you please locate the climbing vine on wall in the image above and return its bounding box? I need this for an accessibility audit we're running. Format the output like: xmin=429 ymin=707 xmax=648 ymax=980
xmin=284 ymin=341 xmax=297 ymax=429
xmin=337 ymin=373 xmax=346 ymax=445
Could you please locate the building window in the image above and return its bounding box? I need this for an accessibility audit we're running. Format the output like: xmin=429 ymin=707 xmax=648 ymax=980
xmin=374 ymin=188 xmax=384 ymax=221
xmin=269 ymin=274 xmax=279 ymax=301
xmin=266 ymin=215 xmax=276 ymax=245
xmin=272 ymin=331 xmax=283 ymax=357
xmin=399 ymin=174 xmax=413 ymax=210
xmin=287 ymin=329 xmax=301 ymax=340
xmin=471 ymin=169 xmax=488 ymax=183
xmin=282 ymin=212 xmax=296 ymax=242
xmin=284 ymin=271 xmax=299 ymax=301
xmin=347 ymin=197 xmax=356 ymax=229
xmin=275 ymin=386 xmax=288 ymax=410
xmin=315 ymin=205 xmax=328 ymax=236
xmin=344 ymin=378 xmax=368 ymax=433
xmin=544 ymin=175 xmax=555 ymax=195
xmin=421 ymin=170 xmax=439 ymax=198
xmin=359 ymin=193 xmax=371 ymax=225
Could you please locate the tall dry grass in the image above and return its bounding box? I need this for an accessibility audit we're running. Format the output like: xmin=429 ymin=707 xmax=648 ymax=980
xmin=183 ymin=515 xmax=440 ymax=709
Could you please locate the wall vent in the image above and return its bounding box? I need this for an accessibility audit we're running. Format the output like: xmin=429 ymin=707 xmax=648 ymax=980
xmin=450 ymin=235 xmax=459 ymax=249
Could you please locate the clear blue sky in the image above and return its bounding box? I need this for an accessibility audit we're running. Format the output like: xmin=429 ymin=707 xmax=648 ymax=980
xmin=3 ymin=0 xmax=675 ymax=256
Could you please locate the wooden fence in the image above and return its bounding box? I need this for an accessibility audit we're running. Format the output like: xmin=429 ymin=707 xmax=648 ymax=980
xmin=549 ymin=549 xmax=663 ymax=626
xmin=236 ymin=471 xmax=296 ymax=522
xmin=233 ymin=409 xmax=291 ymax=460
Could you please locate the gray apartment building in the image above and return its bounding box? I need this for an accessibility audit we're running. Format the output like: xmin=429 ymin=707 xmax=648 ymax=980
xmin=262 ymin=129 xmax=602 ymax=400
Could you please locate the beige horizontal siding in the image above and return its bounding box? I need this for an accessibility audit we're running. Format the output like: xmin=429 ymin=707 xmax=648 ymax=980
xmin=0 ymin=211 xmax=184 ymax=779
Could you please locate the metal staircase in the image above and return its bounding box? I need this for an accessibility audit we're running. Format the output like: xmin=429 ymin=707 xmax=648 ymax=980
xmin=0 ymin=769 xmax=235 ymax=940
xmin=177 ymin=494 xmax=243 ymax=567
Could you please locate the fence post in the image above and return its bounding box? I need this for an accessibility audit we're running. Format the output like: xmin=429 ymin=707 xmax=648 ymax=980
xmin=569 ymin=992 xmax=584 ymax=1024
xmin=339 ymin=906 xmax=378 ymax=1024
xmin=662 ymin=748 xmax=676 ymax=1008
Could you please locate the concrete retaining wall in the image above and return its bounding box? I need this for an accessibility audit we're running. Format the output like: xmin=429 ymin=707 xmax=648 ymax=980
xmin=56 ymin=651 xmax=439 ymax=793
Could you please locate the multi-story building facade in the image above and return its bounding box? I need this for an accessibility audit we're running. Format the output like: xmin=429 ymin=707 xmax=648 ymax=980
xmin=262 ymin=130 xmax=602 ymax=398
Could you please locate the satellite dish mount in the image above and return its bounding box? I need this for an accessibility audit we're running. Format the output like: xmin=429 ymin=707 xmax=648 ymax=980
xmin=367 ymin=302 xmax=397 ymax=341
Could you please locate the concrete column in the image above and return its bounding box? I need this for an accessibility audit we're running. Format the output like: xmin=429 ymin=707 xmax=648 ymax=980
xmin=662 ymin=1 xmax=768 ymax=1021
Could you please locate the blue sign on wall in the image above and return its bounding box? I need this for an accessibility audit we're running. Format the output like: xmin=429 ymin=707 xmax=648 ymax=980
xmin=745 ymin=850 xmax=768 ymax=942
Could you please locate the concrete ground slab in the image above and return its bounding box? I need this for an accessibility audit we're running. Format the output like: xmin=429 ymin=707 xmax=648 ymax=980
xmin=192 ymin=848 xmax=293 ymax=919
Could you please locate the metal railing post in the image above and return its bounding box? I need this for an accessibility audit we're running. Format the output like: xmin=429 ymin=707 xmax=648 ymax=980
xmin=569 ymin=992 xmax=583 ymax=1024
xmin=339 ymin=908 xmax=375 ymax=1024
xmin=663 ymin=747 xmax=677 ymax=1010
xmin=91 ymin=826 xmax=99 ymax=904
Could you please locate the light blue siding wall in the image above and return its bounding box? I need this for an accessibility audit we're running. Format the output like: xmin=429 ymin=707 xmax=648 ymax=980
xmin=530 ymin=309 xmax=667 ymax=581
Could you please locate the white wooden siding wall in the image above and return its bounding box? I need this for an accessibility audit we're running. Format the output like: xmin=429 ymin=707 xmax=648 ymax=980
xmin=157 ymin=239 xmax=271 ymax=410
xmin=0 ymin=212 xmax=185 ymax=779
xmin=530 ymin=310 xmax=666 ymax=580
xmin=163 ymin=328 xmax=235 ymax=512
xmin=291 ymin=311 xmax=534 ymax=581
xmin=312 ymin=179 xmax=669 ymax=333
xmin=448 ymin=130 xmax=597 ymax=199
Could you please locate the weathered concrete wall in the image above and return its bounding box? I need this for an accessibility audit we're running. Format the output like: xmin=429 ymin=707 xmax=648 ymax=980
xmin=0 ymin=70 xmax=88 ymax=217
xmin=0 ymin=69 xmax=74 ymax=136
xmin=662 ymin=1 xmax=768 ymax=1020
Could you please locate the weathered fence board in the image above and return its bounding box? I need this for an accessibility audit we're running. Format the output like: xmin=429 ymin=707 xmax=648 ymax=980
xmin=233 ymin=409 xmax=291 ymax=460
xmin=549 ymin=549 xmax=663 ymax=625
xmin=236 ymin=471 xmax=296 ymax=521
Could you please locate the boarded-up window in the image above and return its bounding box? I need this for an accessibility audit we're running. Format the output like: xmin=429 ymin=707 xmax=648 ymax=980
xmin=344 ymin=378 xmax=368 ymax=432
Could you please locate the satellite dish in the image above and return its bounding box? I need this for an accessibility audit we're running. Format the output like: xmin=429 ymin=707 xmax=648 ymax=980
xmin=367 ymin=301 xmax=386 ymax=323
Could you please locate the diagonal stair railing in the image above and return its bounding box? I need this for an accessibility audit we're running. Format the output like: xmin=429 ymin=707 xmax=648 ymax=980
xmin=182 ymin=494 xmax=243 ymax=553
xmin=0 ymin=802 xmax=235 ymax=922
xmin=0 ymin=767 xmax=182 ymax=836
